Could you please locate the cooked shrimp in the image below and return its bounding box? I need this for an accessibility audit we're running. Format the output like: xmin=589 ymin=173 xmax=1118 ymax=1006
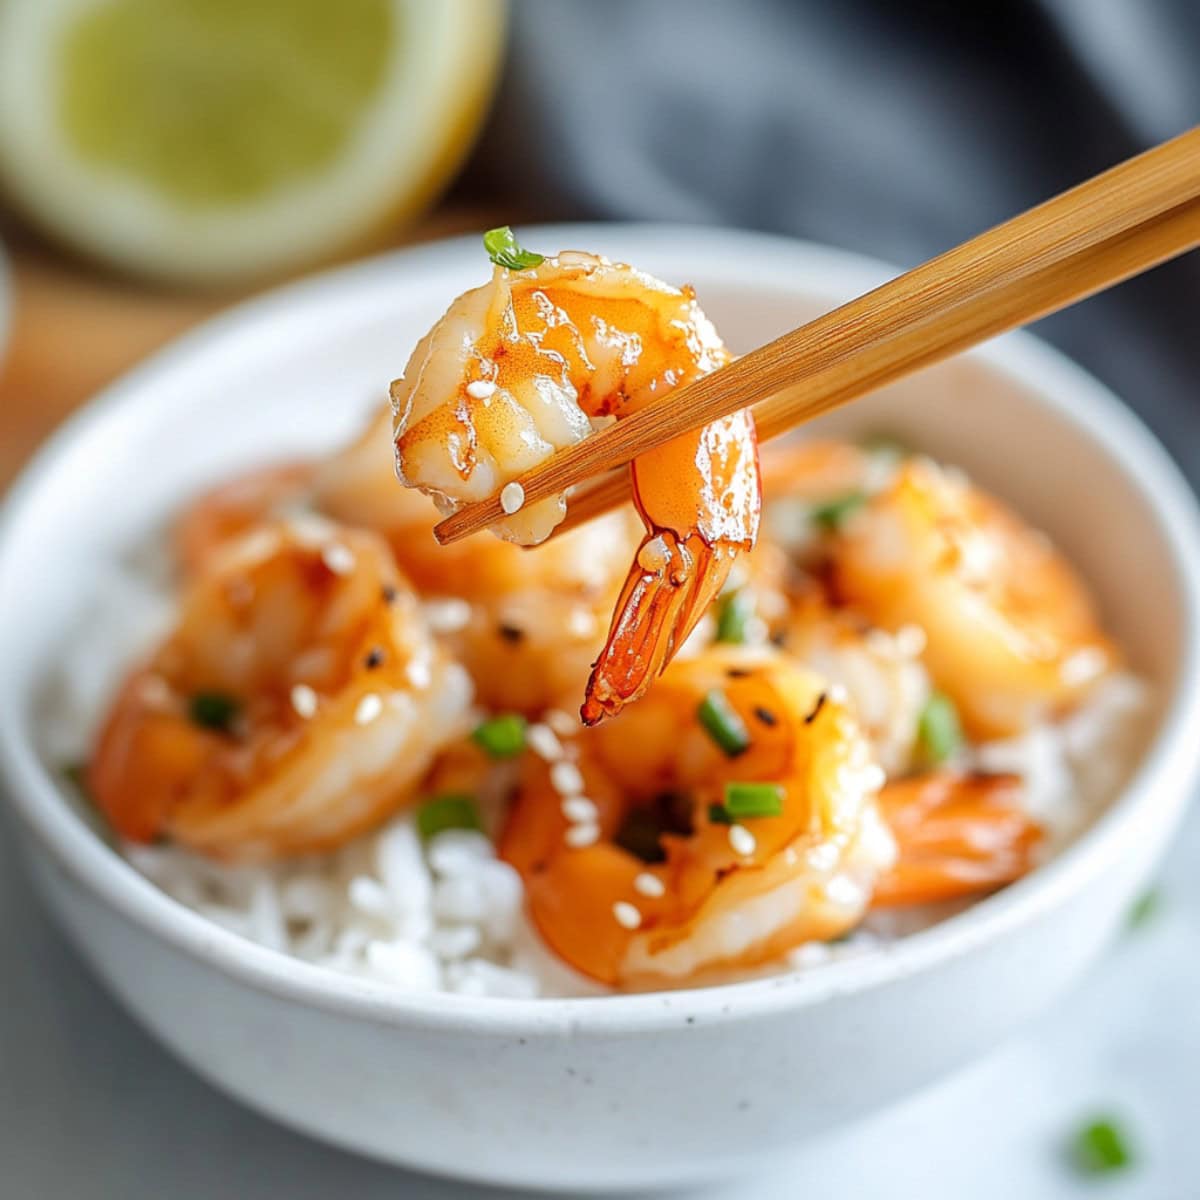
xmin=833 ymin=458 xmax=1116 ymax=737
xmin=175 ymin=408 xmax=643 ymax=714
xmin=315 ymin=406 xmax=645 ymax=713
xmin=390 ymin=251 xmax=761 ymax=724
xmin=872 ymin=771 xmax=1042 ymax=907
xmin=498 ymin=645 xmax=895 ymax=987
xmin=89 ymin=518 xmax=472 ymax=860
xmin=176 ymin=461 xmax=313 ymax=575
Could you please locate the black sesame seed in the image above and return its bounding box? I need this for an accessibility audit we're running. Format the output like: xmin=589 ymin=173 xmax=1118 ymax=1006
xmin=381 ymin=585 xmax=398 ymax=605
xmin=498 ymin=622 xmax=525 ymax=644
xmin=753 ymin=706 xmax=778 ymax=727
xmin=364 ymin=647 xmax=385 ymax=670
xmin=804 ymin=692 xmax=827 ymax=725
xmin=726 ymin=667 xmax=752 ymax=679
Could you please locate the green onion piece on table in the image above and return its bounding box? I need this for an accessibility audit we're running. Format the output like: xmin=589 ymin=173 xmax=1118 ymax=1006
xmin=1070 ymin=1116 xmax=1134 ymax=1175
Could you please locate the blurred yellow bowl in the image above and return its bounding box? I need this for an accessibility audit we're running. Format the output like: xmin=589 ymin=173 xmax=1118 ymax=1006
xmin=0 ymin=0 xmax=507 ymax=286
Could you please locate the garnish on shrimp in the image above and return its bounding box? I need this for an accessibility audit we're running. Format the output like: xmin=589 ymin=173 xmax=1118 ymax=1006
xmin=89 ymin=519 xmax=471 ymax=860
xmin=390 ymin=239 xmax=761 ymax=724
xmin=498 ymin=645 xmax=895 ymax=987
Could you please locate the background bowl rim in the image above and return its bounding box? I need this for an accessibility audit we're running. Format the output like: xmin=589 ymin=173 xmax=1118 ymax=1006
xmin=3 ymin=221 xmax=1200 ymax=1034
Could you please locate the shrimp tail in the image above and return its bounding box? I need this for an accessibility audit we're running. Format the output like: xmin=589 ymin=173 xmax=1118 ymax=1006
xmin=581 ymin=530 xmax=731 ymax=724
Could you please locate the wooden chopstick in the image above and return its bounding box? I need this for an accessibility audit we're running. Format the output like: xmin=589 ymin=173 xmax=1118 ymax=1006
xmin=544 ymin=195 xmax=1200 ymax=539
xmin=433 ymin=127 xmax=1200 ymax=546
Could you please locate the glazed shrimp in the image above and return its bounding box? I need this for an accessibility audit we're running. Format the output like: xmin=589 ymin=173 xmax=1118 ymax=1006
xmin=175 ymin=408 xmax=644 ymax=714
xmin=315 ymin=406 xmax=645 ymax=713
xmin=499 ymin=645 xmax=895 ymax=987
xmin=872 ymin=771 xmax=1042 ymax=907
xmin=89 ymin=519 xmax=471 ymax=860
xmin=832 ymin=458 xmax=1116 ymax=737
xmin=176 ymin=461 xmax=314 ymax=575
xmin=390 ymin=250 xmax=761 ymax=724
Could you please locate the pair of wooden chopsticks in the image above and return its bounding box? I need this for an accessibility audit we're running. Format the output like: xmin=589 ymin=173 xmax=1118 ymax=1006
xmin=434 ymin=126 xmax=1200 ymax=547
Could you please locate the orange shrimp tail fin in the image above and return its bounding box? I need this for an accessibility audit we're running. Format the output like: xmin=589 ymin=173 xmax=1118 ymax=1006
xmin=581 ymin=531 xmax=731 ymax=725
xmin=871 ymin=771 xmax=1043 ymax=907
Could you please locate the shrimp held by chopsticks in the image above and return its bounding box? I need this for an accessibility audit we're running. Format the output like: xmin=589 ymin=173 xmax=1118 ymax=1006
xmin=390 ymin=237 xmax=761 ymax=724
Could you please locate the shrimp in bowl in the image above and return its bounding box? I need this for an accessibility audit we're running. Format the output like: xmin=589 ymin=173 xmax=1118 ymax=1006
xmin=58 ymin=232 xmax=1146 ymax=1003
xmin=390 ymin=232 xmax=761 ymax=724
xmin=499 ymin=645 xmax=896 ymax=987
xmin=88 ymin=518 xmax=471 ymax=860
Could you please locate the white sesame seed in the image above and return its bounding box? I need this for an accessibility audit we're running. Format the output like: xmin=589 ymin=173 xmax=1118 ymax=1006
xmin=564 ymin=822 xmax=600 ymax=848
xmin=466 ymin=379 xmax=497 ymax=400
xmin=544 ymin=709 xmax=578 ymax=738
xmin=865 ymin=629 xmax=897 ymax=656
xmin=550 ymin=761 xmax=585 ymax=797
xmin=526 ymin=723 xmax=563 ymax=761
xmin=612 ymin=901 xmax=642 ymax=930
xmin=634 ymin=872 xmax=665 ymax=898
xmin=406 ymin=658 xmax=432 ymax=688
xmin=423 ymin=598 xmax=472 ymax=633
xmin=566 ymin=607 xmax=597 ymax=638
xmin=561 ymin=795 xmax=598 ymax=823
xmin=828 ymin=683 xmax=849 ymax=705
xmin=354 ymin=693 xmax=383 ymax=725
xmin=862 ymin=763 xmax=887 ymax=792
xmin=321 ymin=543 xmax=356 ymax=576
xmin=137 ymin=674 xmax=172 ymax=709
xmin=500 ymin=481 xmax=526 ymax=514
xmin=290 ymin=683 xmax=318 ymax=719
xmin=895 ymin=623 xmax=927 ymax=657
xmin=728 ymin=824 xmax=757 ymax=856
xmin=1060 ymin=646 xmax=1108 ymax=687
xmin=825 ymin=875 xmax=864 ymax=908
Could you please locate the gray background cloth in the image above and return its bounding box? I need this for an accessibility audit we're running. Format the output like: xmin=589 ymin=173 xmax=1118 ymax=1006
xmin=5 ymin=2 xmax=1200 ymax=1195
xmin=463 ymin=0 xmax=1200 ymax=484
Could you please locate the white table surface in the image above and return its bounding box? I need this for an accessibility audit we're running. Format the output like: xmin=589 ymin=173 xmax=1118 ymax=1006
xmin=3 ymin=793 xmax=1197 ymax=1199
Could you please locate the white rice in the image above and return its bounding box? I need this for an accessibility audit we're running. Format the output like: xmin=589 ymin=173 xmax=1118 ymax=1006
xmin=41 ymin=559 xmax=1149 ymax=998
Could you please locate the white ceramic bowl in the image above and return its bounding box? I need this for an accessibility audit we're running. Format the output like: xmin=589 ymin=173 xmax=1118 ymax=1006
xmin=2 ymin=226 xmax=1199 ymax=1193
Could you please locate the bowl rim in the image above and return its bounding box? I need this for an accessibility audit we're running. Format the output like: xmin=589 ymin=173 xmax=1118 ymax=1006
xmin=3 ymin=221 xmax=1200 ymax=1035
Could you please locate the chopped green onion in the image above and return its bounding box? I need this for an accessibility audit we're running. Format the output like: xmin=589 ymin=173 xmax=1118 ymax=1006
xmin=188 ymin=691 xmax=240 ymax=732
xmin=707 ymin=803 xmax=733 ymax=825
xmin=715 ymin=589 xmax=754 ymax=644
xmin=1127 ymin=888 xmax=1161 ymax=930
xmin=917 ymin=691 xmax=963 ymax=764
xmin=1069 ymin=1116 xmax=1134 ymax=1175
xmin=471 ymin=713 xmax=527 ymax=759
xmin=697 ymin=689 xmax=751 ymax=757
xmin=483 ymin=226 xmax=545 ymax=271
xmin=810 ymin=492 xmax=867 ymax=532
xmin=723 ymin=781 xmax=785 ymax=818
xmin=416 ymin=793 xmax=482 ymax=841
